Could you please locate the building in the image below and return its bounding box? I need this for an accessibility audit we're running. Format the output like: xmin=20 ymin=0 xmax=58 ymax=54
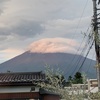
xmin=39 ymin=88 xmax=60 ymax=100
xmin=0 ymin=71 xmax=45 ymax=100
xmin=87 ymin=79 xmax=98 ymax=93
xmin=64 ymin=79 xmax=98 ymax=94
xmin=0 ymin=71 xmax=60 ymax=100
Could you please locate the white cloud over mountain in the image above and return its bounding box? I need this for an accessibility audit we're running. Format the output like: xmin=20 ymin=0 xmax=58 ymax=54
xmin=28 ymin=38 xmax=79 ymax=53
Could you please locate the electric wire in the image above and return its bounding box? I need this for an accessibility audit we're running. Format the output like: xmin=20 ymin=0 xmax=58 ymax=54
xmin=64 ymin=24 xmax=91 ymax=75
xmin=64 ymin=28 xmax=93 ymax=77
xmin=78 ymin=40 xmax=94 ymax=72
xmin=63 ymin=0 xmax=89 ymax=58
xmin=70 ymin=39 xmax=94 ymax=76
xmin=86 ymin=52 xmax=95 ymax=74
xmin=71 ymin=30 xmax=94 ymax=73
xmin=75 ymin=31 xmax=93 ymax=64
xmin=66 ymin=0 xmax=89 ymax=51
xmin=71 ymin=39 xmax=93 ymax=74
xmin=63 ymin=0 xmax=91 ymax=77
xmin=73 ymin=0 xmax=89 ymax=36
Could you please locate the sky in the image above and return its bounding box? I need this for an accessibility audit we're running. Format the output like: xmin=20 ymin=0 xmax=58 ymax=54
xmin=0 ymin=0 xmax=96 ymax=64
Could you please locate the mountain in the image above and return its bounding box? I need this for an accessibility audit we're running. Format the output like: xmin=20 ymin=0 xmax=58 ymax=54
xmin=0 ymin=52 xmax=96 ymax=79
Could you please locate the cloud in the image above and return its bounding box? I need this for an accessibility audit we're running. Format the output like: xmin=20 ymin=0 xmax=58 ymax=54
xmin=11 ymin=20 xmax=44 ymax=37
xmin=0 ymin=0 xmax=92 ymax=40
xmin=37 ymin=16 xmax=91 ymax=42
xmin=0 ymin=20 xmax=44 ymax=38
xmin=0 ymin=0 xmax=92 ymax=26
xmin=28 ymin=38 xmax=79 ymax=53
xmin=0 ymin=0 xmax=10 ymax=15
xmin=0 ymin=48 xmax=24 ymax=60
xmin=0 ymin=0 xmax=94 ymax=63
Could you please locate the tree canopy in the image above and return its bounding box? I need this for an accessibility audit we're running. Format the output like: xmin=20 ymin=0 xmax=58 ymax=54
xmin=68 ymin=72 xmax=83 ymax=84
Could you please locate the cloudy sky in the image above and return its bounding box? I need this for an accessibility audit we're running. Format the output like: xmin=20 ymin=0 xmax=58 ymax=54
xmin=0 ymin=0 xmax=95 ymax=63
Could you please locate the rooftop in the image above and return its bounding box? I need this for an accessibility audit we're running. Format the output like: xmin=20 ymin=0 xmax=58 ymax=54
xmin=0 ymin=71 xmax=45 ymax=86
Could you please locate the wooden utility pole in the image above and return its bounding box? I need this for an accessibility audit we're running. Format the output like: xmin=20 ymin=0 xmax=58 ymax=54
xmin=92 ymin=0 xmax=100 ymax=91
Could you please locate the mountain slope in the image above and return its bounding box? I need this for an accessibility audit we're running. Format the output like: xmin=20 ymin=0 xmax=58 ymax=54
xmin=0 ymin=52 xmax=96 ymax=79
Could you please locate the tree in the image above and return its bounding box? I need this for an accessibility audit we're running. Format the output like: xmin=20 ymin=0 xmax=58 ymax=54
xmin=36 ymin=67 xmax=88 ymax=100
xmin=73 ymin=72 xmax=83 ymax=84
xmin=67 ymin=72 xmax=83 ymax=84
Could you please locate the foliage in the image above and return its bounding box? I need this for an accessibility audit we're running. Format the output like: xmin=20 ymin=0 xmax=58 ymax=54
xmin=89 ymin=92 xmax=100 ymax=99
xmin=68 ymin=72 xmax=83 ymax=84
xmin=35 ymin=67 xmax=100 ymax=99
xmin=73 ymin=72 xmax=83 ymax=84
xmin=35 ymin=66 xmax=90 ymax=100
xmin=36 ymin=66 xmax=70 ymax=99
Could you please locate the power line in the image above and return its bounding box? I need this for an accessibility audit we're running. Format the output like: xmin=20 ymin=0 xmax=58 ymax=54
xmin=74 ymin=0 xmax=89 ymax=35
xmin=64 ymin=28 xmax=93 ymax=77
xmin=64 ymin=24 xmax=92 ymax=74
xmin=86 ymin=52 xmax=95 ymax=74
xmin=71 ymin=35 xmax=94 ymax=75
xmin=64 ymin=0 xmax=91 ymax=78
xmin=70 ymin=39 xmax=94 ymax=76
xmin=64 ymin=0 xmax=89 ymax=54
xmin=78 ymin=40 xmax=94 ymax=72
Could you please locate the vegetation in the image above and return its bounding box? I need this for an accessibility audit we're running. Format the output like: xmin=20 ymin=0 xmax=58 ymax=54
xmin=35 ymin=66 xmax=100 ymax=99
xmin=35 ymin=66 xmax=90 ymax=100
xmin=68 ymin=72 xmax=83 ymax=85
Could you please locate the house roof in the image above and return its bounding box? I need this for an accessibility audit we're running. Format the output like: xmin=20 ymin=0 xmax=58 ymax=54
xmin=0 ymin=71 xmax=45 ymax=86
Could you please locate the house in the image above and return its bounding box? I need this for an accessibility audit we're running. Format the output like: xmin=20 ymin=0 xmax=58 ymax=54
xmin=0 ymin=71 xmax=60 ymax=100
xmin=0 ymin=71 xmax=45 ymax=100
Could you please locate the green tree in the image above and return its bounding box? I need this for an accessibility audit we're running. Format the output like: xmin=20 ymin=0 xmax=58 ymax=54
xmin=73 ymin=72 xmax=83 ymax=84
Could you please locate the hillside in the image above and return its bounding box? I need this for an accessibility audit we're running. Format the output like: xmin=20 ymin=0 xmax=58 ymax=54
xmin=0 ymin=52 xmax=96 ymax=79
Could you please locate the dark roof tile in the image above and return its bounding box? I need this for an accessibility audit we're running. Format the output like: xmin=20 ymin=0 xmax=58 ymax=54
xmin=0 ymin=72 xmax=45 ymax=85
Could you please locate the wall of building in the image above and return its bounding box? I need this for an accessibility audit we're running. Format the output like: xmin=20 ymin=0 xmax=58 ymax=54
xmin=0 ymin=86 xmax=39 ymax=93
xmin=0 ymin=92 xmax=39 ymax=99
xmin=43 ymin=95 xmax=60 ymax=100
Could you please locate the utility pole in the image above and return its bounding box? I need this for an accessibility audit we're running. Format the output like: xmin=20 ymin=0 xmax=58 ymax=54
xmin=92 ymin=0 xmax=100 ymax=91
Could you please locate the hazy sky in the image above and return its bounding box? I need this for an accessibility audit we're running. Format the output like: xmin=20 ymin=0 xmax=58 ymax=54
xmin=0 ymin=0 xmax=95 ymax=63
